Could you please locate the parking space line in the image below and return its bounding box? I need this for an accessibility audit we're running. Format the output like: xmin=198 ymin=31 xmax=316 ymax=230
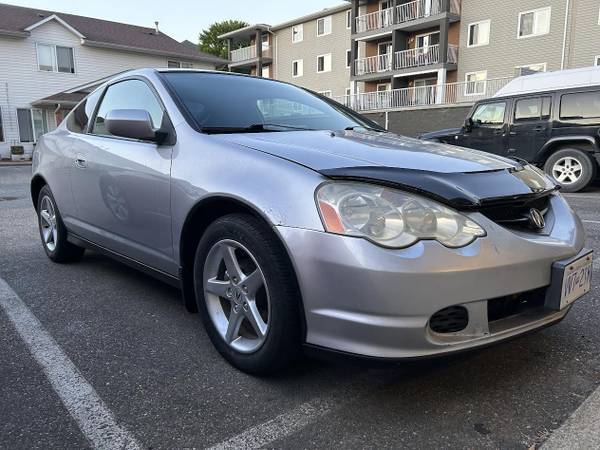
xmin=582 ymin=220 xmax=600 ymax=224
xmin=207 ymin=398 xmax=333 ymax=450
xmin=0 ymin=278 xmax=142 ymax=450
xmin=541 ymin=386 xmax=600 ymax=449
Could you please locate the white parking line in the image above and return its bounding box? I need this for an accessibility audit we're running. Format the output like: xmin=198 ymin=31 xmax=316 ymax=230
xmin=582 ymin=220 xmax=600 ymax=225
xmin=208 ymin=398 xmax=333 ymax=450
xmin=0 ymin=278 xmax=142 ymax=450
xmin=541 ymin=386 xmax=600 ymax=449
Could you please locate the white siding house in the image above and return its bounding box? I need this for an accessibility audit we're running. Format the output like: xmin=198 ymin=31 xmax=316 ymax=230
xmin=0 ymin=4 xmax=225 ymax=158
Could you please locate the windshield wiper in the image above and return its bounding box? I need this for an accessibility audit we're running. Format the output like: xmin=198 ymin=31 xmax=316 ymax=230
xmin=344 ymin=125 xmax=385 ymax=132
xmin=202 ymin=123 xmax=312 ymax=134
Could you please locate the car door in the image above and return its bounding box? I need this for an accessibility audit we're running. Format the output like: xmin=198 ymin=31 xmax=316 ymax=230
xmin=68 ymin=78 xmax=175 ymax=274
xmin=508 ymin=96 xmax=552 ymax=161
xmin=455 ymin=100 xmax=509 ymax=155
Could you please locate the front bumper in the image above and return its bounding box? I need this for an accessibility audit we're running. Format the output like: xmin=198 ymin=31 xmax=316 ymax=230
xmin=277 ymin=194 xmax=586 ymax=359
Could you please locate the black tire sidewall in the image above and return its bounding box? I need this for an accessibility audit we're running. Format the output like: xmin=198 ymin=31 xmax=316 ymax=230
xmin=544 ymin=148 xmax=596 ymax=193
xmin=193 ymin=214 xmax=302 ymax=375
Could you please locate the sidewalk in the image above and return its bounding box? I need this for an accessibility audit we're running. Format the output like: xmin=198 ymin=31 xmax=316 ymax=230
xmin=0 ymin=160 xmax=32 ymax=167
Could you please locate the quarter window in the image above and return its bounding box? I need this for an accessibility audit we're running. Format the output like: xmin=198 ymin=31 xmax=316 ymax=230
xmin=317 ymin=16 xmax=332 ymax=36
xmin=292 ymin=24 xmax=303 ymax=43
xmin=37 ymin=44 xmax=75 ymax=73
xmin=317 ymin=54 xmax=332 ymax=73
xmin=518 ymin=7 xmax=551 ymax=38
xmin=560 ymin=91 xmax=600 ymax=120
xmin=467 ymin=20 xmax=490 ymax=47
xmin=471 ymin=102 xmax=506 ymax=125
xmin=514 ymin=97 xmax=551 ymax=121
xmin=92 ymin=80 xmax=164 ymax=137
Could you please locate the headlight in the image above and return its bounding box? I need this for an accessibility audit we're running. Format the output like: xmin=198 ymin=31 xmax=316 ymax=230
xmin=316 ymin=182 xmax=486 ymax=249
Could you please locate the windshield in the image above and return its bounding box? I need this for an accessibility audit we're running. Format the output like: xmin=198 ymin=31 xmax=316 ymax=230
xmin=160 ymin=72 xmax=383 ymax=134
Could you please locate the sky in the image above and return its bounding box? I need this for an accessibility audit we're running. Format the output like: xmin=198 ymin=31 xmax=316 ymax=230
xmin=5 ymin=0 xmax=345 ymax=43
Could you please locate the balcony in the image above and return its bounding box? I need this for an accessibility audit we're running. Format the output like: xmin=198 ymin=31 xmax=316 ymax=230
xmin=355 ymin=0 xmax=461 ymax=34
xmin=230 ymin=45 xmax=272 ymax=64
xmin=333 ymin=77 xmax=512 ymax=113
xmin=354 ymin=44 xmax=457 ymax=76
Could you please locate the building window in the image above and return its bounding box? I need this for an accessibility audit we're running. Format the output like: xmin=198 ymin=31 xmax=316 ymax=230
xmin=292 ymin=59 xmax=303 ymax=77
xmin=317 ymin=16 xmax=332 ymax=36
xmin=0 ymin=107 xmax=4 ymax=142
xmin=292 ymin=24 xmax=303 ymax=43
xmin=518 ymin=7 xmax=551 ymax=38
xmin=317 ymin=54 xmax=332 ymax=73
xmin=346 ymin=49 xmax=352 ymax=68
xmin=595 ymin=56 xmax=600 ymax=66
xmin=345 ymin=87 xmax=352 ymax=97
xmin=467 ymin=20 xmax=490 ymax=47
xmin=514 ymin=63 xmax=547 ymax=76
xmin=168 ymin=61 xmax=194 ymax=68
xmin=37 ymin=44 xmax=75 ymax=73
xmin=262 ymin=65 xmax=270 ymax=78
xmin=318 ymin=90 xmax=333 ymax=98
xmin=465 ymin=71 xmax=487 ymax=96
xmin=346 ymin=10 xmax=352 ymax=29
xmin=17 ymin=108 xmax=48 ymax=143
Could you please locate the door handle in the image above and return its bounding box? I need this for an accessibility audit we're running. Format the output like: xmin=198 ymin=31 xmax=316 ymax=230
xmin=509 ymin=131 xmax=517 ymax=136
xmin=74 ymin=156 xmax=87 ymax=169
xmin=533 ymin=126 xmax=544 ymax=132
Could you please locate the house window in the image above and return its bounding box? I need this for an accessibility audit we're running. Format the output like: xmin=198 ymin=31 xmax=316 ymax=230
xmin=17 ymin=108 xmax=48 ymax=143
xmin=37 ymin=44 xmax=75 ymax=73
xmin=595 ymin=56 xmax=600 ymax=66
xmin=317 ymin=16 xmax=332 ymax=36
xmin=467 ymin=20 xmax=490 ymax=47
xmin=262 ymin=65 xmax=270 ymax=78
xmin=518 ymin=7 xmax=551 ymax=38
xmin=465 ymin=71 xmax=487 ymax=96
xmin=514 ymin=63 xmax=547 ymax=76
xmin=168 ymin=61 xmax=194 ymax=68
xmin=317 ymin=54 xmax=332 ymax=73
xmin=318 ymin=90 xmax=333 ymax=98
xmin=345 ymin=87 xmax=352 ymax=97
xmin=0 ymin=107 xmax=4 ymax=142
xmin=292 ymin=24 xmax=303 ymax=43
xmin=292 ymin=59 xmax=303 ymax=77
xmin=346 ymin=10 xmax=352 ymax=29
xmin=346 ymin=49 xmax=352 ymax=68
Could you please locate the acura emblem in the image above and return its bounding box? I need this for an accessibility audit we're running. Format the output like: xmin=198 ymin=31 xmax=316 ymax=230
xmin=528 ymin=208 xmax=545 ymax=230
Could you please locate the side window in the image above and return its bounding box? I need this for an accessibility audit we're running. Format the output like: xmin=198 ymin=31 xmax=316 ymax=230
xmin=92 ymin=79 xmax=164 ymax=137
xmin=66 ymin=89 xmax=102 ymax=133
xmin=560 ymin=91 xmax=600 ymax=120
xmin=471 ymin=102 xmax=506 ymax=125
xmin=515 ymin=97 xmax=552 ymax=121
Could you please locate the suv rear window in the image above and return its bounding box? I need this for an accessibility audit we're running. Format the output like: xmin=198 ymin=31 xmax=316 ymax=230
xmin=560 ymin=91 xmax=600 ymax=119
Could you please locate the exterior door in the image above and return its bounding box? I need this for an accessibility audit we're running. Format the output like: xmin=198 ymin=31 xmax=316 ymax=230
xmin=457 ymin=100 xmax=509 ymax=155
xmin=69 ymin=78 xmax=175 ymax=274
xmin=508 ymin=96 xmax=552 ymax=161
xmin=413 ymin=77 xmax=437 ymax=105
xmin=378 ymin=42 xmax=392 ymax=71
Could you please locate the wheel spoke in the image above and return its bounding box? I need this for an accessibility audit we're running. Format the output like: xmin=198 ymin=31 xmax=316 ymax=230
xmin=51 ymin=227 xmax=57 ymax=245
xmin=42 ymin=227 xmax=52 ymax=243
xmin=244 ymin=300 xmax=267 ymax=337
xmin=556 ymin=172 xmax=568 ymax=182
xmin=40 ymin=210 xmax=51 ymax=226
xmin=225 ymin=310 xmax=244 ymax=343
xmin=242 ymin=269 xmax=263 ymax=298
xmin=205 ymin=278 xmax=230 ymax=298
xmin=221 ymin=244 xmax=243 ymax=281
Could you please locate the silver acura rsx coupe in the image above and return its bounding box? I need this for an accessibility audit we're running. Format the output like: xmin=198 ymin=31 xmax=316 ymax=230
xmin=32 ymin=69 xmax=593 ymax=374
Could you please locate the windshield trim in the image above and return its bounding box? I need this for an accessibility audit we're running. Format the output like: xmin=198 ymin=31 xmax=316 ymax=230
xmin=156 ymin=71 xmax=386 ymax=135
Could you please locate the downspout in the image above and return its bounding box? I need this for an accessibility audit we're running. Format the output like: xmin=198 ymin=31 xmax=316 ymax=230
xmin=560 ymin=0 xmax=571 ymax=70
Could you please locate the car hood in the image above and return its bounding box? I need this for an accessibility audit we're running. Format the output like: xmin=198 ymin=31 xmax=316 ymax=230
xmin=419 ymin=127 xmax=463 ymax=140
xmin=216 ymin=130 xmax=557 ymax=209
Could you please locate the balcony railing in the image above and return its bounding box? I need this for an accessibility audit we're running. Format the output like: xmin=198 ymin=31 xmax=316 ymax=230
xmin=230 ymin=45 xmax=272 ymax=63
xmin=395 ymin=44 xmax=458 ymax=69
xmin=333 ymin=77 xmax=512 ymax=113
xmin=355 ymin=0 xmax=460 ymax=33
xmin=354 ymin=53 xmax=393 ymax=76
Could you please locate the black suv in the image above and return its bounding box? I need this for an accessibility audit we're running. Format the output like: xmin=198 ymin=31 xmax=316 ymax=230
xmin=421 ymin=86 xmax=600 ymax=192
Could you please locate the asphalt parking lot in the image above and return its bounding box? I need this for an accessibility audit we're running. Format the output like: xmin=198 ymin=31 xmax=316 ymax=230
xmin=1 ymin=165 xmax=599 ymax=449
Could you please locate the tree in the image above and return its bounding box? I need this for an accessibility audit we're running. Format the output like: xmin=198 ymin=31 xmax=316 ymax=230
xmin=199 ymin=20 xmax=249 ymax=60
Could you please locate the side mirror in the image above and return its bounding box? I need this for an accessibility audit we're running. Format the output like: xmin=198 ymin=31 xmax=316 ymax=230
xmin=464 ymin=117 xmax=474 ymax=132
xmin=105 ymin=109 xmax=157 ymax=141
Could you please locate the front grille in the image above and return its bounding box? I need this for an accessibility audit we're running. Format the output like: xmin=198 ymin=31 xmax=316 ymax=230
xmin=430 ymin=306 xmax=469 ymax=333
xmin=487 ymin=288 xmax=546 ymax=323
xmin=480 ymin=195 xmax=550 ymax=230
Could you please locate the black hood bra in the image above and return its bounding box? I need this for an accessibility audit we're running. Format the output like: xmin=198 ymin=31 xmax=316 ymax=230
xmin=319 ymin=165 xmax=559 ymax=210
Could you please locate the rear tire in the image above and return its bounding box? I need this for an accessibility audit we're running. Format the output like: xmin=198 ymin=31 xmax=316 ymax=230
xmin=37 ymin=185 xmax=85 ymax=263
xmin=544 ymin=148 xmax=596 ymax=193
xmin=193 ymin=213 xmax=302 ymax=375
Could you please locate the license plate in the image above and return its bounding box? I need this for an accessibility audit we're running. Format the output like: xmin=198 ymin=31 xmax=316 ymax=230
xmin=560 ymin=253 xmax=593 ymax=309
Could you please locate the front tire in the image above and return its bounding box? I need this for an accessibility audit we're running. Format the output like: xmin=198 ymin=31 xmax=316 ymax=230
xmin=544 ymin=148 xmax=597 ymax=193
xmin=37 ymin=185 xmax=85 ymax=263
xmin=193 ymin=214 xmax=302 ymax=375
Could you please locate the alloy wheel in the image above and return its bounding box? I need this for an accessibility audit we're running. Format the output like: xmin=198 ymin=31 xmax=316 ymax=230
xmin=40 ymin=195 xmax=58 ymax=252
xmin=203 ymin=239 xmax=270 ymax=353
xmin=552 ymin=156 xmax=583 ymax=185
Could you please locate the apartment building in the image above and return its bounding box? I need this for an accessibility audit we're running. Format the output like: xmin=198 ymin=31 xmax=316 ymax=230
xmin=220 ymin=5 xmax=353 ymax=98
xmin=348 ymin=0 xmax=461 ymax=97
xmin=0 ymin=3 xmax=225 ymax=158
